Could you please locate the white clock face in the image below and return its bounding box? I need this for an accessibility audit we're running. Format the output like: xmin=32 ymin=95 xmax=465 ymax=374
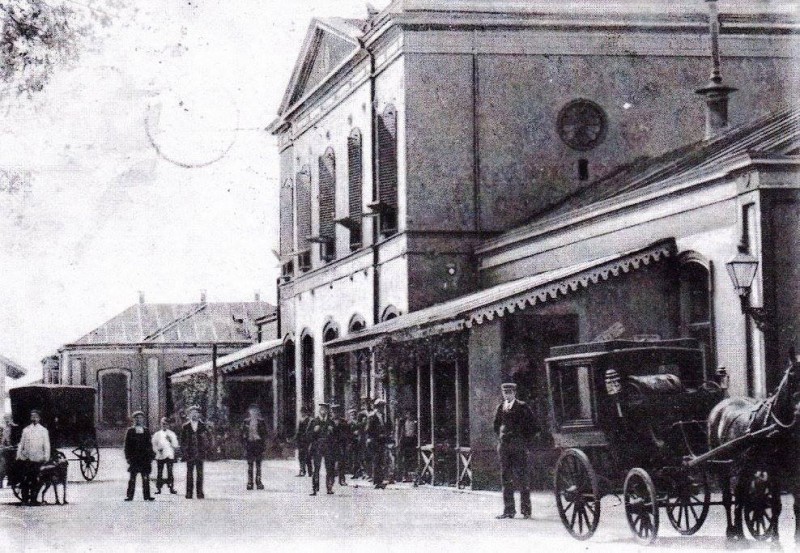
xmin=145 ymin=86 xmax=239 ymax=168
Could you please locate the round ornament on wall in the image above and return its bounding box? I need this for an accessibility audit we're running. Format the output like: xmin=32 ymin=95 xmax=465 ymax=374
xmin=557 ymin=99 xmax=608 ymax=151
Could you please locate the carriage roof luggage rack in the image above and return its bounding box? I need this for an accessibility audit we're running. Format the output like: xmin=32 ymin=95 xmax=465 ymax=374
xmin=548 ymin=338 xmax=701 ymax=358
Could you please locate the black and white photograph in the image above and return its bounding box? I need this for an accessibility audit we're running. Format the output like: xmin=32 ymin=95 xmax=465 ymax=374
xmin=0 ymin=1 xmax=798 ymax=552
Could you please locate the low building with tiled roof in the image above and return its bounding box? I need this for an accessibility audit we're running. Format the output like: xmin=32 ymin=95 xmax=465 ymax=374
xmin=50 ymin=294 xmax=275 ymax=445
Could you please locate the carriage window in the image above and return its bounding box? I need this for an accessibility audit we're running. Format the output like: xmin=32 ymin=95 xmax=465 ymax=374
xmin=554 ymin=364 xmax=594 ymax=427
xmin=100 ymin=371 xmax=129 ymax=426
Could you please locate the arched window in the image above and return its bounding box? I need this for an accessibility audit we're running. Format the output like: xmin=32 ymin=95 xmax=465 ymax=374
xmin=679 ymin=254 xmax=715 ymax=369
xmin=381 ymin=305 xmax=399 ymax=322
xmin=348 ymin=314 xmax=367 ymax=333
xmin=376 ymin=105 xmax=398 ymax=236
xmin=99 ymin=369 xmax=131 ymax=426
xmin=300 ymin=330 xmax=315 ymax=409
xmin=317 ymin=148 xmax=336 ymax=262
xmin=296 ymin=166 xmax=312 ymax=271
xmin=347 ymin=129 xmax=363 ymax=251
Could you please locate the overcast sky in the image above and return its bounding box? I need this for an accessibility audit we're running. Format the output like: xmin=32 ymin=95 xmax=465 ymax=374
xmin=0 ymin=0 xmax=390 ymax=379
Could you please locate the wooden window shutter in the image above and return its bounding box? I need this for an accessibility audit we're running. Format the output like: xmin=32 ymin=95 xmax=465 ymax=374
xmin=347 ymin=129 xmax=363 ymax=250
xmin=279 ymin=178 xmax=294 ymax=255
xmin=296 ymin=166 xmax=312 ymax=252
xmin=377 ymin=105 xmax=398 ymax=234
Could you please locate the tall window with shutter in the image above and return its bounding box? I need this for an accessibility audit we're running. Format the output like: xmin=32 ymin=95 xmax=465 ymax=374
xmin=296 ymin=166 xmax=312 ymax=271
xmin=376 ymin=105 xmax=398 ymax=236
xmin=279 ymin=178 xmax=294 ymax=277
xmin=347 ymin=128 xmax=363 ymax=251
xmin=318 ymin=148 xmax=336 ymax=261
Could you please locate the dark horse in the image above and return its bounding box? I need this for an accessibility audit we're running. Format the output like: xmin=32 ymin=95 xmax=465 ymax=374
xmin=707 ymin=349 xmax=800 ymax=543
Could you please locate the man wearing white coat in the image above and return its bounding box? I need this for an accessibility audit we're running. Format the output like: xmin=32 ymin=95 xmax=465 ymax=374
xmin=16 ymin=409 xmax=51 ymax=506
xmin=151 ymin=417 xmax=179 ymax=494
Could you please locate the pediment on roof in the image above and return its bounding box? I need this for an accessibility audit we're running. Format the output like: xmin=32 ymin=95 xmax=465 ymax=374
xmin=279 ymin=18 xmax=363 ymax=115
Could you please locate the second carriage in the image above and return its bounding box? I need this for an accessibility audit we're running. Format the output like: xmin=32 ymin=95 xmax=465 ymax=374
xmin=545 ymin=338 xmax=777 ymax=544
xmin=3 ymin=385 xmax=101 ymax=499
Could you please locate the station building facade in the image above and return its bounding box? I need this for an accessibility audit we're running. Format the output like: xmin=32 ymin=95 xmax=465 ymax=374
xmin=263 ymin=0 xmax=798 ymax=487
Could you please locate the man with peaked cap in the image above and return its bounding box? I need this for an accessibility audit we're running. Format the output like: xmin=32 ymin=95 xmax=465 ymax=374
xmin=295 ymin=406 xmax=313 ymax=477
xmin=493 ymin=382 xmax=537 ymax=519
xmin=241 ymin=403 xmax=268 ymax=490
xmin=330 ymin=404 xmax=349 ymax=486
xmin=123 ymin=411 xmax=155 ymax=501
xmin=180 ymin=405 xmax=209 ymax=499
xmin=366 ymin=398 xmax=387 ymax=489
xmin=16 ymin=409 xmax=50 ymax=506
xmin=306 ymin=402 xmax=337 ymax=496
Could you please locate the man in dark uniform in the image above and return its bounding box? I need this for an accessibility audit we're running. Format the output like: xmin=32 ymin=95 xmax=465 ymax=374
xmin=346 ymin=408 xmax=359 ymax=478
xmin=306 ymin=403 xmax=337 ymax=496
xmin=241 ymin=403 xmax=268 ymax=490
xmin=356 ymin=397 xmax=371 ymax=479
xmin=295 ymin=406 xmax=312 ymax=477
xmin=493 ymin=382 xmax=537 ymax=519
xmin=366 ymin=398 xmax=387 ymax=489
xmin=180 ymin=405 xmax=209 ymax=499
xmin=331 ymin=405 xmax=350 ymax=486
xmin=123 ymin=411 xmax=155 ymax=501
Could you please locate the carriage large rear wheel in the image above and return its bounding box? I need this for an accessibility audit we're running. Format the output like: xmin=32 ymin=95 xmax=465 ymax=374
xmin=10 ymin=479 xmax=22 ymax=500
xmin=77 ymin=442 xmax=100 ymax=481
xmin=624 ymin=468 xmax=660 ymax=544
xmin=665 ymin=467 xmax=710 ymax=535
xmin=741 ymin=463 xmax=781 ymax=541
xmin=554 ymin=448 xmax=601 ymax=541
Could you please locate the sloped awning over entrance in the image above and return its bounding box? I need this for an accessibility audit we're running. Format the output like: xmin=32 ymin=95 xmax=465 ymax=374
xmin=170 ymin=338 xmax=284 ymax=383
xmin=324 ymin=239 xmax=676 ymax=356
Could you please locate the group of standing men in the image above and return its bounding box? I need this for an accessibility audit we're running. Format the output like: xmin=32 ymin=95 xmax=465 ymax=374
xmin=123 ymin=403 xmax=268 ymax=501
xmin=295 ymin=397 xmax=393 ymax=496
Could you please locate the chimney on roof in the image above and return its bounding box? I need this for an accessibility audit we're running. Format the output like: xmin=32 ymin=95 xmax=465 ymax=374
xmin=200 ymin=290 xmax=207 ymax=304
xmin=254 ymin=290 xmax=261 ymax=302
xmin=138 ymin=291 xmax=145 ymax=305
xmin=695 ymin=0 xmax=737 ymax=140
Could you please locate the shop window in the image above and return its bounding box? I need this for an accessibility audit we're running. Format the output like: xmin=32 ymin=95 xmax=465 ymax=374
xmin=679 ymin=256 xmax=715 ymax=368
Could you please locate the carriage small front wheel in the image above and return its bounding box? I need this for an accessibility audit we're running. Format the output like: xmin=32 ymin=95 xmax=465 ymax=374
xmin=554 ymin=448 xmax=601 ymax=541
xmin=665 ymin=467 xmax=710 ymax=535
xmin=624 ymin=467 xmax=660 ymax=544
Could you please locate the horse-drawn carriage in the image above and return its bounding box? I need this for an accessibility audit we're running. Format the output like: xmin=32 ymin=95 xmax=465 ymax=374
xmin=546 ymin=338 xmax=799 ymax=544
xmin=3 ymin=385 xmax=100 ymax=500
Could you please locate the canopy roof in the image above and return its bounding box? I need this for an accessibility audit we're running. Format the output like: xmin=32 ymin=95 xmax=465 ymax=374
xmin=170 ymin=338 xmax=284 ymax=383
xmin=325 ymin=239 xmax=676 ymax=355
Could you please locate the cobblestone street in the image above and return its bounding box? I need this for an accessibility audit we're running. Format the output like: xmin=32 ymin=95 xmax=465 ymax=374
xmin=0 ymin=449 xmax=796 ymax=553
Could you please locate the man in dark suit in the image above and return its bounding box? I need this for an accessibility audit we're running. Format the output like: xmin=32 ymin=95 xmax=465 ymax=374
xmin=295 ymin=406 xmax=312 ymax=477
xmin=123 ymin=411 xmax=155 ymax=501
xmin=306 ymin=403 xmax=336 ymax=496
xmin=180 ymin=405 xmax=209 ymax=499
xmin=493 ymin=382 xmax=537 ymax=519
xmin=365 ymin=398 xmax=387 ymax=489
xmin=242 ymin=403 xmax=268 ymax=490
xmin=330 ymin=404 xmax=349 ymax=486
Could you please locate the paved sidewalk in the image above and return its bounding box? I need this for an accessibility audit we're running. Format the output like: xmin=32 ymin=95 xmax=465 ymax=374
xmin=0 ymin=449 xmax=796 ymax=553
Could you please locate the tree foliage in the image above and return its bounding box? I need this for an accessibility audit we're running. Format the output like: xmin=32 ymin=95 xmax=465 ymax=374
xmin=0 ymin=0 xmax=86 ymax=97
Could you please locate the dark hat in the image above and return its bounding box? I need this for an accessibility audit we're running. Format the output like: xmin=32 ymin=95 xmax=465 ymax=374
xmin=318 ymin=402 xmax=330 ymax=408
xmin=132 ymin=410 xmax=145 ymax=418
xmin=500 ymin=383 xmax=517 ymax=391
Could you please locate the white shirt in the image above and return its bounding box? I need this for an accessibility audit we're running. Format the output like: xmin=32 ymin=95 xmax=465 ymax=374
xmin=503 ymin=399 xmax=516 ymax=412
xmin=190 ymin=420 xmax=198 ymax=432
xmin=151 ymin=429 xmax=179 ymax=460
xmin=16 ymin=423 xmax=50 ymax=463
